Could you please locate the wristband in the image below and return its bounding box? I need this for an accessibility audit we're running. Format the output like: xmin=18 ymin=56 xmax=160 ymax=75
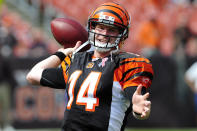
xmin=133 ymin=111 xmax=142 ymax=119
xmin=53 ymin=51 xmax=66 ymax=61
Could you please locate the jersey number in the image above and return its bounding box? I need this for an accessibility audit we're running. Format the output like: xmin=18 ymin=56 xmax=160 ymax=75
xmin=67 ymin=70 xmax=101 ymax=112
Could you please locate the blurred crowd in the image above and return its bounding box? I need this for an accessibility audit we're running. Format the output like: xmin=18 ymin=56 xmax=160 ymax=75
xmin=1 ymin=0 xmax=197 ymax=130
xmin=0 ymin=6 xmax=59 ymax=58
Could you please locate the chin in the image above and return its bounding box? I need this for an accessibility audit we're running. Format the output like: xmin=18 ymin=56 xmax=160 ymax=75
xmin=95 ymin=47 xmax=111 ymax=53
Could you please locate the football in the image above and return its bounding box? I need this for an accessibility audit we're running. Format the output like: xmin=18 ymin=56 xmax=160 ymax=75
xmin=50 ymin=17 xmax=89 ymax=50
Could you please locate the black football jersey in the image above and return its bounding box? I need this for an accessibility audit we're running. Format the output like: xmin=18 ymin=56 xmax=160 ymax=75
xmin=41 ymin=51 xmax=154 ymax=131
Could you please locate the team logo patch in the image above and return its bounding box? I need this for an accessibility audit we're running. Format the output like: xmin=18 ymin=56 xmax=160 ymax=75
xmin=142 ymin=77 xmax=150 ymax=84
xmin=86 ymin=62 xmax=94 ymax=68
xmin=99 ymin=15 xmax=115 ymax=24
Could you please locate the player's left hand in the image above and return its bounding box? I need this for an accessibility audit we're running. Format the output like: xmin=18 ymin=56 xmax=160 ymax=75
xmin=132 ymin=84 xmax=151 ymax=119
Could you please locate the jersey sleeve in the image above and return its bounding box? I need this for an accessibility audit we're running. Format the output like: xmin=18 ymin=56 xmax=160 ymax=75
xmin=61 ymin=55 xmax=72 ymax=83
xmin=185 ymin=62 xmax=197 ymax=82
xmin=115 ymin=57 xmax=154 ymax=90
xmin=40 ymin=68 xmax=66 ymax=89
xmin=185 ymin=62 xmax=197 ymax=90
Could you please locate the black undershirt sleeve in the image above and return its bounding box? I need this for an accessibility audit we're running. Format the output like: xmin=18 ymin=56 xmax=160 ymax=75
xmin=40 ymin=68 xmax=66 ymax=89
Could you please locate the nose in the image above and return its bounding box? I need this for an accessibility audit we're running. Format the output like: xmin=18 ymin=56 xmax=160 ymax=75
xmin=96 ymin=31 xmax=108 ymax=42
xmin=101 ymin=29 xmax=108 ymax=35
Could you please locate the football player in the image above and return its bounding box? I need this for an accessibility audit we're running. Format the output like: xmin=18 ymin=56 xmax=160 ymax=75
xmin=26 ymin=2 xmax=154 ymax=131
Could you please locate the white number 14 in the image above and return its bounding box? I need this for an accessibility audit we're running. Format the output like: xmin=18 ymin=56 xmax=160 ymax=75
xmin=67 ymin=70 xmax=101 ymax=112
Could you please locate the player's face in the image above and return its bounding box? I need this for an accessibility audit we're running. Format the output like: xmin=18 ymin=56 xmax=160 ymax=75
xmin=94 ymin=24 xmax=120 ymax=44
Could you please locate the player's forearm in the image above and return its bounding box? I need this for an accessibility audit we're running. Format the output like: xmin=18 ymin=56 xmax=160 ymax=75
xmin=26 ymin=55 xmax=62 ymax=85
xmin=34 ymin=55 xmax=62 ymax=69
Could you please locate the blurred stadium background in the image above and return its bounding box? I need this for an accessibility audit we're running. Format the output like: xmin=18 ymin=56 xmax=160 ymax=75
xmin=1 ymin=0 xmax=197 ymax=131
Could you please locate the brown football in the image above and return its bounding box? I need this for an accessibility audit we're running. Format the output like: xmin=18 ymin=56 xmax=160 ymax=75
xmin=51 ymin=17 xmax=89 ymax=50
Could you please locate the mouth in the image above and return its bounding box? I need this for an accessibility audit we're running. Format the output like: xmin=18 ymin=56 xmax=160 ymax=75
xmin=88 ymin=30 xmax=121 ymax=49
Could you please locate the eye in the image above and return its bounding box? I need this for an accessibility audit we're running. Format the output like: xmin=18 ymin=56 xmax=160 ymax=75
xmin=109 ymin=28 xmax=118 ymax=33
xmin=99 ymin=25 xmax=105 ymax=30
xmin=95 ymin=25 xmax=104 ymax=32
xmin=108 ymin=28 xmax=120 ymax=36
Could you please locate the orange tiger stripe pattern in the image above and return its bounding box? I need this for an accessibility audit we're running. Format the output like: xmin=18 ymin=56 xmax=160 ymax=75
xmin=90 ymin=2 xmax=130 ymax=27
xmin=61 ymin=56 xmax=71 ymax=83
xmin=114 ymin=57 xmax=154 ymax=89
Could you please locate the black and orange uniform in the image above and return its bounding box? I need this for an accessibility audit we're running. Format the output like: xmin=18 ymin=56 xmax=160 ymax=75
xmin=40 ymin=51 xmax=154 ymax=131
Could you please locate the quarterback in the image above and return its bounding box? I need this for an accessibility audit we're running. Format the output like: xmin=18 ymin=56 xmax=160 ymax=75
xmin=26 ymin=2 xmax=154 ymax=131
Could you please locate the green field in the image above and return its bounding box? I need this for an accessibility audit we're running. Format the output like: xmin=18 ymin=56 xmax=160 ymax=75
xmin=126 ymin=128 xmax=197 ymax=131
xmin=15 ymin=128 xmax=197 ymax=131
